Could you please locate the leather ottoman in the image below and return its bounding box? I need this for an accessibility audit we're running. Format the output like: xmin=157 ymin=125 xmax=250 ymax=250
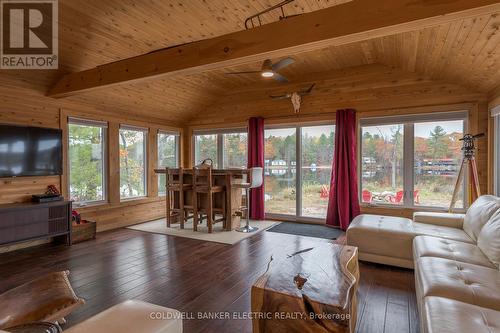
xmin=65 ymin=300 xmax=182 ymax=333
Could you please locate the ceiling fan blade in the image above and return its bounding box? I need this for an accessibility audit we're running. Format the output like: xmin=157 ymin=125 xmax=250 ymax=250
xmin=306 ymin=83 xmax=315 ymax=93
xmin=225 ymin=71 xmax=261 ymax=75
xmin=270 ymin=94 xmax=290 ymax=100
xmin=299 ymin=83 xmax=316 ymax=95
xmin=272 ymin=72 xmax=289 ymax=83
xmin=271 ymin=57 xmax=295 ymax=71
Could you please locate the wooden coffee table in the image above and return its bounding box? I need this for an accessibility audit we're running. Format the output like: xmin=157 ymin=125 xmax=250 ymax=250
xmin=251 ymin=243 xmax=359 ymax=333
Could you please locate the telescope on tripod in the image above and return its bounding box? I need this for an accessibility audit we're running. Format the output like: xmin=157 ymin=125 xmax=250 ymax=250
xmin=449 ymin=133 xmax=485 ymax=212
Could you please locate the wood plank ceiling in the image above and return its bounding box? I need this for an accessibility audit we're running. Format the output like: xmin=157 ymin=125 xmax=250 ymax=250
xmin=1 ymin=0 xmax=499 ymax=123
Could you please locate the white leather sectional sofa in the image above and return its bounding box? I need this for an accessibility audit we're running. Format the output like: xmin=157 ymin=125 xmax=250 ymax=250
xmin=347 ymin=195 xmax=500 ymax=333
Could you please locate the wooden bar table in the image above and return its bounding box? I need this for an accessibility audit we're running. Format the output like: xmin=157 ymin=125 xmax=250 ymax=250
xmin=155 ymin=168 xmax=247 ymax=231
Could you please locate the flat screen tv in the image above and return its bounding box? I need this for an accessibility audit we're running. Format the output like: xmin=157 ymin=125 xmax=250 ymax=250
xmin=0 ymin=124 xmax=63 ymax=177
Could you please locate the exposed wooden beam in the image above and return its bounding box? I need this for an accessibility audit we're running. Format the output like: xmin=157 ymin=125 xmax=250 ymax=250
xmin=49 ymin=0 xmax=500 ymax=98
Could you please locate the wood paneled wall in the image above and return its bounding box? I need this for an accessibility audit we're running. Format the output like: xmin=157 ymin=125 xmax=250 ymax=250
xmin=0 ymin=81 xmax=180 ymax=236
xmin=487 ymin=87 xmax=500 ymax=194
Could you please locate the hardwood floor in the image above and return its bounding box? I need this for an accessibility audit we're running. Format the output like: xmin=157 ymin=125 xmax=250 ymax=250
xmin=0 ymin=228 xmax=419 ymax=333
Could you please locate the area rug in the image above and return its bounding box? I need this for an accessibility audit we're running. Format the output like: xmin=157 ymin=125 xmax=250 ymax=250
xmin=127 ymin=218 xmax=277 ymax=245
xmin=266 ymin=222 xmax=343 ymax=240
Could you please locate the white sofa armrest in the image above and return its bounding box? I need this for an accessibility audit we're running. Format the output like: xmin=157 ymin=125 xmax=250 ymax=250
xmin=413 ymin=212 xmax=465 ymax=229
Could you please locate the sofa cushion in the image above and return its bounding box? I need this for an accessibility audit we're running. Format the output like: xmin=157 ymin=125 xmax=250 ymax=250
xmin=413 ymin=236 xmax=495 ymax=268
xmin=424 ymin=297 xmax=500 ymax=333
xmin=347 ymin=215 xmax=415 ymax=263
xmin=477 ymin=211 xmax=500 ymax=268
xmin=415 ymin=257 xmax=500 ymax=311
xmin=413 ymin=212 xmax=464 ymax=228
xmin=463 ymin=195 xmax=500 ymax=241
xmin=412 ymin=222 xmax=474 ymax=244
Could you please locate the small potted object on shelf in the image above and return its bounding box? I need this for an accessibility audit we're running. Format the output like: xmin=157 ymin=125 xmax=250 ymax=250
xmin=71 ymin=210 xmax=96 ymax=243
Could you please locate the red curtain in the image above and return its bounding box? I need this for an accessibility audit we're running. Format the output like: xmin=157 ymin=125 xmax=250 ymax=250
xmin=248 ymin=117 xmax=265 ymax=220
xmin=326 ymin=109 xmax=360 ymax=230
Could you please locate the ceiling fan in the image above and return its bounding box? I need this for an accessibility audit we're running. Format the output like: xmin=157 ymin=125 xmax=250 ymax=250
xmin=225 ymin=57 xmax=295 ymax=82
xmin=269 ymin=83 xmax=315 ymax=113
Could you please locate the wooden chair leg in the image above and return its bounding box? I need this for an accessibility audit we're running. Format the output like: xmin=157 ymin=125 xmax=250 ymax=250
xmin=166 ymin=190 xmax=171 ymax=228
xmin=194 ymin=193 xmax=199 ymax=232
xmin=207 ymin=192 xmax=213 ymax=233
xmin=179 ymin=189 xmax=185 ymax=229
xmin=222 ymin=191 xmax=227 ymax=230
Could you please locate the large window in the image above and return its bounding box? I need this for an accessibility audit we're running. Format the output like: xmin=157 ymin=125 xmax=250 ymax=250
xmin=361 ymin=124 xmax=404 ymax=206
xmin=194 ymin=134 xmax=218 ymax=167
xmin=120 ymin=126 xmax=147 ymax=200
xmin=193 ymin=129 xmax=247 ymax=168
xmin=360 ymin=112 xmax=466 ymax=209
xmin=414 ymin=120 xmax=464 ymax=207
xmin=158 ymin=131 xmax=180 ymax=195
xmin=223 ymin=132 xmax=247 ymax=168
xmin=264 ymin=124 xmax=335 ymax=219
xmin=68 ymin=118 xmax=107 ymax=204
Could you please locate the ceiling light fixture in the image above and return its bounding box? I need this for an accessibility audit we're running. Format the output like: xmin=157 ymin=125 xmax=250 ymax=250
xmin=261 ymin=70 xmax=274 ymax=78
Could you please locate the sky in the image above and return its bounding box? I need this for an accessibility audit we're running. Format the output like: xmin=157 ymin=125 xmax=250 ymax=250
xmin=363 ymin=120 xmax=464 ymax=139
xmin=263 ymin=120 xmax=464 ymax=140
xmin=265 ymin=125 xmax=335 ymax=138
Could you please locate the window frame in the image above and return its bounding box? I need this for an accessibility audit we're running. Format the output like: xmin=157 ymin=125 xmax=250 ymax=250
xmin=192 ymin=127 xmax=247 ymax=168
xmin=264 ymin=121 xmax=335 ymax=222
xmin=67 ymin=117 xmax=108 ymax=207
xmin=119 ymin=124 xmax=148 ymax=201
xmin=157 ymin=130 xmax=180 ymax=196
xmin=358 ymin=111 xmax=469 ymax=211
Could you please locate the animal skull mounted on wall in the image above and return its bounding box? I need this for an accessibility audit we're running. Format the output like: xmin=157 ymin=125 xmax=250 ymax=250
xmin=269 ymin=83 xmax=315 ymax=114
xmin=290 ymin=92 xmax=301 ymax=113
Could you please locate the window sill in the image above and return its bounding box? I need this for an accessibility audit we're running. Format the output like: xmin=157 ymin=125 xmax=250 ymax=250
xmin=360 ymin=203 xmax=466 ymax=214
xmin=73 ymin=201 xmax=108 ymax=209
xmin=120 ymin=196 xmax=148 ymax=203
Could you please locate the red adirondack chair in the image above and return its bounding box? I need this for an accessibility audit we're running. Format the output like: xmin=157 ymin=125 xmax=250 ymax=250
xmin=362 ymin=190 xmax=373 ymax=203
xmin=386 ymin=191 xmax=404 ymax=204
xmin=320 ymin=185 xmax=329 ymax=199
xmin=386 ymin=190 xmax=420 ymax=204
xmin=414 ymin=190 xmax=420 ymax=204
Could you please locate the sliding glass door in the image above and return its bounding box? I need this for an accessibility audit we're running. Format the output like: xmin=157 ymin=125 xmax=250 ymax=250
xmin=301 ymin=125 xmax=335 ymax=218
xmin=264 ymin=124 xmax=335 ymax=220
xmin=264 ymin=128 xmax=297 ymax=215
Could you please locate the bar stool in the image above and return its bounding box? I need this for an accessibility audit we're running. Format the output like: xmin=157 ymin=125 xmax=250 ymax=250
xmin=165 ymin=167 xmax=193 ymax=229
xmin=192 ymin=166 xmax=226 ymax=233
xmin=234 ymin=167 xmax=263 ymax=233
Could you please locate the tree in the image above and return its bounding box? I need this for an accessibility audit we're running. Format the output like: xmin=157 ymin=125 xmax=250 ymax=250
xmin=195 ymin=134 xmax=218 ymax=166
xmin=68 ymin=124 xmax=104 ymax=202
xmin=429 ymin=126 xmax=447 ymax=159
xmin=119 ymin=130 xmax=145 ymax=197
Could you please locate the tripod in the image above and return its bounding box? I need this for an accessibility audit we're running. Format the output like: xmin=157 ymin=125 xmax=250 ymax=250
xmin=449 ymin=134 xmax=484 ymax=212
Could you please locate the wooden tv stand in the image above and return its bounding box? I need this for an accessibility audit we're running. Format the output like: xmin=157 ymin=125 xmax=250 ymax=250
xmin=0 ymin=200 xmax=72 ymax=247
